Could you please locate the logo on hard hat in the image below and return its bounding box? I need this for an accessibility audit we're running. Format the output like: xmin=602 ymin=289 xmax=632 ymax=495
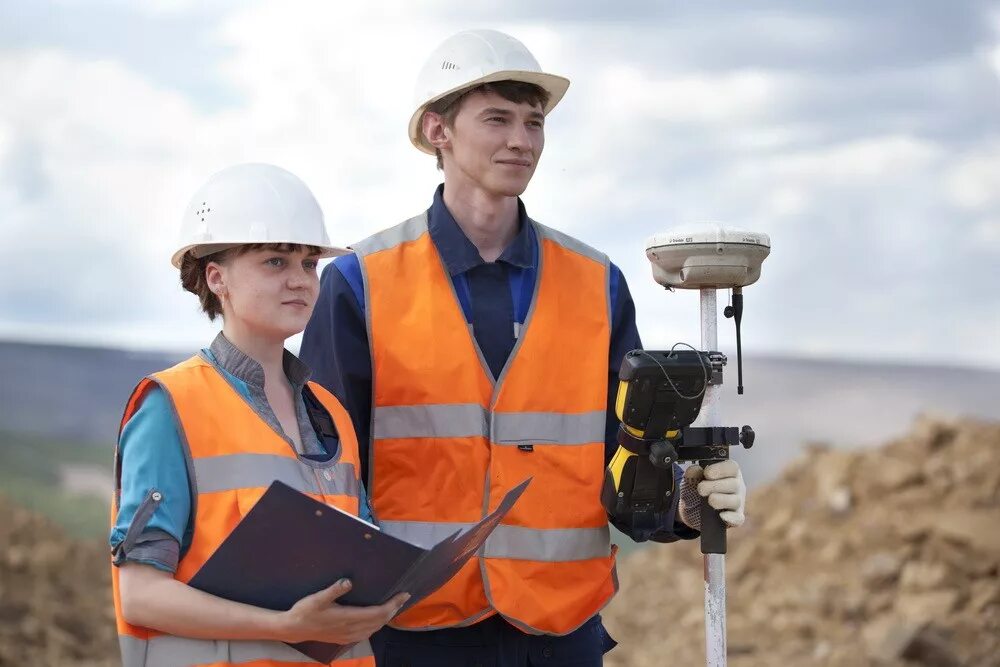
xmin=441 ymin=61 xmax=459 ymax=70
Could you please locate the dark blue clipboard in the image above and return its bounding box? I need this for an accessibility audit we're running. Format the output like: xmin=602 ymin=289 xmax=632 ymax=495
xmin=188 ymin=477 xmax=531 ymax=663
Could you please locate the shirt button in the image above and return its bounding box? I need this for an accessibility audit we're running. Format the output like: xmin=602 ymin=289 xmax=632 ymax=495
xmin=542 ymin=646 xmax=553 ymax=659
xmin=151 ymin=491 xmax=163 ymax=502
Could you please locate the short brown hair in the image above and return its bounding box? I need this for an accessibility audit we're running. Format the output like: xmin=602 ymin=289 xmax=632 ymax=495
xmin=179 ymin=243 xmax=321 ymax=321
xmin=425 ymin=80 xmax=551 ymax=170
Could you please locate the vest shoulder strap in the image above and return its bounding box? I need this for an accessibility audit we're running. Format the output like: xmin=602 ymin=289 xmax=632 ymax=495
xmin=353 ymin=212 xmax=429 ymax=257
xmin=532 ymin=219 xmax=610 ymax=266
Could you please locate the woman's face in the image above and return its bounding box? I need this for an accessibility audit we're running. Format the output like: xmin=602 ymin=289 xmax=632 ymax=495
xmin=207 ymin=246 xmax=320 ymax=341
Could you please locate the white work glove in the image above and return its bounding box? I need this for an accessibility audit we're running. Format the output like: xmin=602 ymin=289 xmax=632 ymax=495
xmin=678 ymin=460 xmax=746 ymax=530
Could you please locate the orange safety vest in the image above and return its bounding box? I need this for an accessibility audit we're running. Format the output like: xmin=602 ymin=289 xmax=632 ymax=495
xmin=110 ymin=353 xmax=375 ymax=667
xmin=354 ymin=213 xmax=618 ymax=636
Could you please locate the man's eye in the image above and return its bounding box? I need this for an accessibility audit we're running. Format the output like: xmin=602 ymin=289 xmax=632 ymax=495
xmin=266 ymin=257 xmax=285 ymax=267
xmin=487 ymin=116 xmax=506 ymax=123
xmin=303 ymin=260 xmax=319 ymax=270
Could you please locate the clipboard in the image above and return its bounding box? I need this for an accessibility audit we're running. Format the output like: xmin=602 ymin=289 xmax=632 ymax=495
xmin=188 ymin=477 xmax=532 ymax=663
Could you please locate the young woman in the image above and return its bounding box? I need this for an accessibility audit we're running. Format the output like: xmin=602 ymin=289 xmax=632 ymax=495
xmin=110 ymin=164 xmax=406 ymax=667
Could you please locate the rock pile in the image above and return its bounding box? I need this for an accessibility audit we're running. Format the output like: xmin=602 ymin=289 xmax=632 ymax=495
xmin=0 ymin=497 xmax=116 ymax=666
xmin=2 ymin=416 xmax=997 ymax=665
xmin=604 ymin=416 xmax=1000 ymax=666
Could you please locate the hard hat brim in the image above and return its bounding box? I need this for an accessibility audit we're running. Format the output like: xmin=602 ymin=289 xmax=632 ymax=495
xmin=408 ymin=70 xmax=570 ymax=155
xmin=170 ymin=242 xmax=351 ymax=269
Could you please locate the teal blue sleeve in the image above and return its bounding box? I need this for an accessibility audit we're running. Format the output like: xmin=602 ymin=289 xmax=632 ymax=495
xmin=110 ymin=385 xmax=192 ymax=572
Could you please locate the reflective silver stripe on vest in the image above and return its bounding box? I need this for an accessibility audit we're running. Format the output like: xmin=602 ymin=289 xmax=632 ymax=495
xmin=339 ymin=638 xmax=376 ymax=660
xmin=379 ymin=521 xmax=610 ymax=561
xmin=534 ymin=221 xmax=608 ymax=266
xmin=373 ymin=404 xmax=488 ymax=440
xmin=378 ymin=519 xmax=473 ymax=549
xmin=487 ymin=524 xmax=610 ymax=561
xmin=194 ymin=453 xmax=359 ymax=499
xmin=491 ymin=411 xmax=605 ymax=446
xmin=120 ymin=633 xmax=374 ymax=665
xmin=351 ymin=213 xmax=429 ymax=256
xmin=372 ymin=405 xmax=604 ymax=446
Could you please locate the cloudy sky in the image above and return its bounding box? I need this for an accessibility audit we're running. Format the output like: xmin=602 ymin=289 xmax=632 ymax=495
xmin=2 ymin=0 xmax=998 ymax=368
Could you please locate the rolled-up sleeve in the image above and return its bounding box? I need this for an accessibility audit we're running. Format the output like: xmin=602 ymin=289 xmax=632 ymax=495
xmin=110 ymin=386 xmax=192 ymax=573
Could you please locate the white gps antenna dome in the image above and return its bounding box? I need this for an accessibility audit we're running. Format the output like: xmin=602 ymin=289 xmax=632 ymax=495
xmin=645 ymin=223 xmax=770 ymax=290
xmin=645 ymin=223 xmax=771 ymax=395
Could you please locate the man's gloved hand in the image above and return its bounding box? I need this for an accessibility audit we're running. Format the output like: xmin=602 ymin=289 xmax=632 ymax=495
xmin=678 ymin=460 xmax=746 ymax=531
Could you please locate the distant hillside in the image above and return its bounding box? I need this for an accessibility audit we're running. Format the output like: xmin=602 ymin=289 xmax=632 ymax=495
xmin=0 ymin=341 xmax=184 ymax=445
xmin=719 ymin=354 xmax=1000 ymax=484
xmin=0 ymin=340 xmax=997 ymax=487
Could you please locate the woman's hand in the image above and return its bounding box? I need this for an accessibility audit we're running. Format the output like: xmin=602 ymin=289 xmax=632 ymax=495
xmin=278 ymin=579 xmax=410 ymax=644
xmin=118 ymin=563 xmax=408 ymax=645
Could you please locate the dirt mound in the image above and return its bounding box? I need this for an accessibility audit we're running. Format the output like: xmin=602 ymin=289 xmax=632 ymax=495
xmin=604 ymin=416 xmax=1000 ymax=666
xmin=0 ymin=498 xmax=116 ymax=666
xmin=2 ymin=416 xmax=997 ymax=665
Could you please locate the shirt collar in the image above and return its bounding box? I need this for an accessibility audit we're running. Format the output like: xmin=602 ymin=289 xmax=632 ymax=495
xmin=208 ymin=332 xmax=311 ymax=388
xmin=427 ymin=184 xmax=536 ymax=276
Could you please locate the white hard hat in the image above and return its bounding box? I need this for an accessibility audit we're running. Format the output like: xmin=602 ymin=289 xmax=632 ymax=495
xmin=171 ymin=163 xmax=348 ymax=268
xmin=408 ymin=29 xmax=570 ymax=155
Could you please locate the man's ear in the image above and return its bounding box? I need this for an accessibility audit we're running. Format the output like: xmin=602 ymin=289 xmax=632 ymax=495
xmin=423 ymin=111 xmax=451 ymax=152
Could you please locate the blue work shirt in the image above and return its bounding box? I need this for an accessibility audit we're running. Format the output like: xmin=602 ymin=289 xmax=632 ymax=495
xmin=110 ymin=338 xmax=372 ymax=573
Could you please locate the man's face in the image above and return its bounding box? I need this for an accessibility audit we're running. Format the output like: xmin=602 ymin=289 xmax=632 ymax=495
xmin=439 ymin=90 xmax=546 ymax=197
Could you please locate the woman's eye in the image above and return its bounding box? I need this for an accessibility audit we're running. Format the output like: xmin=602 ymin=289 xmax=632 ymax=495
xmin=303 ymin=260 xmax=319 ymax=270
xmin=266 ymin=257 xmax=285 ymax=267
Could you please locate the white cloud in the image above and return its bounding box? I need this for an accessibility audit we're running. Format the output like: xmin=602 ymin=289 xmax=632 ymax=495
xmin=946 ymin=145 xmax=1000 ymax=211
xmin=0 ymin=3 xmax=458 ymax=350
xmin=594 ymin=65 xmax=779 ymax=125
xmin=733 ymin=135 xmax=941 ymax=186
xmin=1 ymin=1 xmax=999 ymax=369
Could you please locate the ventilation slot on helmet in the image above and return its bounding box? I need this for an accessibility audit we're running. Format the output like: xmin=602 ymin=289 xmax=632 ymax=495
xmin=194 ymin=202 xmax=212 ymax=223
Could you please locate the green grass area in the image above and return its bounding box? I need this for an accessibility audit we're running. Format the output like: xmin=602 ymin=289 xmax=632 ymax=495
xmin=0 ymin=431 xmax=113 ymax=539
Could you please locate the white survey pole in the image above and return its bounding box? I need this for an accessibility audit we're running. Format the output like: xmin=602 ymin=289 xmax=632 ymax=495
xmin=645 ymin=223 xmax=770 ymax=667
xmin=690 ymin=288 xmax=727 ymax=666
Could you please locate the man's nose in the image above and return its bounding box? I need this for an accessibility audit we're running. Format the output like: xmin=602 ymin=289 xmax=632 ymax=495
xmin=507 ymin=123 xmax=533 ymax=152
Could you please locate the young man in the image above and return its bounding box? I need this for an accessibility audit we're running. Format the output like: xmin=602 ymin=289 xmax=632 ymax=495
xmin=301 ymin=30 xmax=747 ymax=666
